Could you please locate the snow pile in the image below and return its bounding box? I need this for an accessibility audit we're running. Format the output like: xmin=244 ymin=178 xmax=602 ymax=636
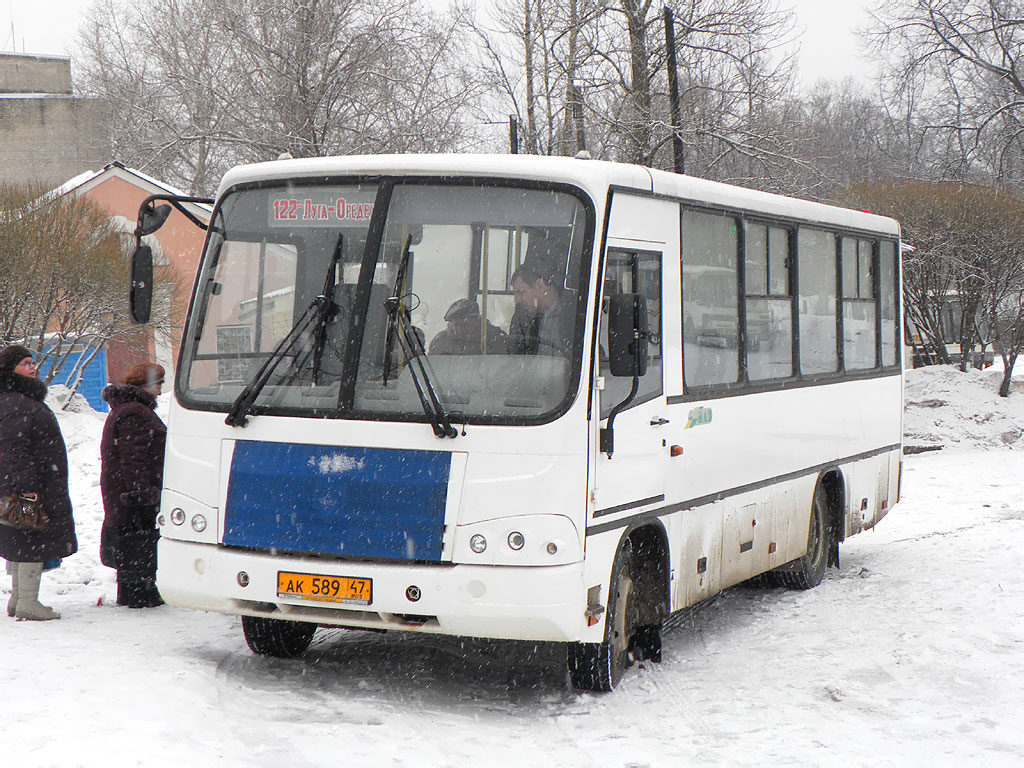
xmin=903 ymin=363 xmax=1024 ymax=450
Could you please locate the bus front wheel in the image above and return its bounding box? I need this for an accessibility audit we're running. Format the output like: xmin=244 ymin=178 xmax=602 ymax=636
xmin=567 ymin=545 xmax=639 ymax=692
xmin=242 ymin=615 xmax=316 ymax=658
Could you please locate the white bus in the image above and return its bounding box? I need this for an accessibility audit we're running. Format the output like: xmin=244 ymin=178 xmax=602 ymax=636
xmin=130 ymin=154 xmax=903 ymax=691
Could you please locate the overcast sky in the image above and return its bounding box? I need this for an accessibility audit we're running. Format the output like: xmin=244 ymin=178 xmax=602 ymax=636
xmin=1 ymin=0 xmax=877 ymax=88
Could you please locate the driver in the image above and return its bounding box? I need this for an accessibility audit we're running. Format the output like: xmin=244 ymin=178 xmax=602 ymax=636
xmin=508 ymin=263 xmax=573 ymax=356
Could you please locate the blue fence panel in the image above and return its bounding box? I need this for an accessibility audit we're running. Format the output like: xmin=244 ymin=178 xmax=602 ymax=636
xmin=38 ymin=343 xmax=109 ymax=412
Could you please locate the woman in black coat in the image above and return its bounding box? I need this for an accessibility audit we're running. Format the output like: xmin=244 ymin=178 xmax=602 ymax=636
xmin=100 ymin=362 xmax=167 ymax=608
xmin=0 ymin=344 xmax=77 ymax=621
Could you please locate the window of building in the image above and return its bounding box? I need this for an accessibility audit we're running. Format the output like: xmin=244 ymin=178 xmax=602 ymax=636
xmin=216 ymin=325 xmax=253 ymax=383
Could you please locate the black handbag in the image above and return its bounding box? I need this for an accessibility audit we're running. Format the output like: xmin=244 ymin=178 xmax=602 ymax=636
xmin=0 ymin=492 xmax=50 ymax=533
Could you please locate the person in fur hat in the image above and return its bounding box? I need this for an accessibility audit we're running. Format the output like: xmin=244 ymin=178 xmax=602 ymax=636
xmin=0 ymin=344 xmax=78 ymax=621
xmin=100 ymin=362 xmax=166 ymax=608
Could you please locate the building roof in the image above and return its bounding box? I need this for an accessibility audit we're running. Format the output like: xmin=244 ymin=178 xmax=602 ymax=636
xmin=52 ymin=161 xmax=213 ymax=219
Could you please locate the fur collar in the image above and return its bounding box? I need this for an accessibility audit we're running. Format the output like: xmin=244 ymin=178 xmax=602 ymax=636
xmin=0 ymin=370 xmax=48 ymax=402
xmin=102 ymin=383 xmax=157 ymax=410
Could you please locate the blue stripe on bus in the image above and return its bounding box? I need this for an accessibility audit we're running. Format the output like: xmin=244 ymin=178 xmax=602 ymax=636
xmin=224 ymin=441 xmax=450 ymax=561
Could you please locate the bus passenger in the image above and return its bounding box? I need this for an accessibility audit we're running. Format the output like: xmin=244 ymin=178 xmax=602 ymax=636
xmin=100 ymin=362 xmax=167 ymax=608
xmin=429 ymin=298 xmax=509 ymax=356
xmin=508 ymin=264 xmax=573 ymax=356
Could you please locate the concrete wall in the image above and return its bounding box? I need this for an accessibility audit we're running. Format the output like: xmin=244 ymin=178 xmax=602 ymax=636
xmin=0 ymin=53 xmax=73 ymax=94
xmin=0 ymin=96 xmax=111 ymax=187
xmin=0 ymin=54 xmax=111 ymax=188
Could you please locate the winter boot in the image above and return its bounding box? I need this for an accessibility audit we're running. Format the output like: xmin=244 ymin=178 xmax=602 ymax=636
xmin=14 ymin=562 xmax=60 ymax=621
xmin=118 ymin=578 xmax=163 ymax=608
xmin=7 ymin=564 xmax=18 ymax=617
xmin=135 ymin=579 xmax=164 ymax=608
xmin=117 ymin=577 xmax=145 ymax=608
xmin=138 ymin=581 xmax=163 ymax=610
xmin=116 ymin=574 xmax=133 ymax=607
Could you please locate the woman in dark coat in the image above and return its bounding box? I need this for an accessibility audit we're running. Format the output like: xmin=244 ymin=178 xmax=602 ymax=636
xmin=100 ymin=362 xmax=167 ymax=608
xmin=0 ymin=344 xmax=77 ymax=621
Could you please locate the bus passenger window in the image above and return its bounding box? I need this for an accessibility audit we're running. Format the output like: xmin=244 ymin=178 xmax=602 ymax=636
xmin=745 ymin=223 xmax=793 ymax=381
xmin=879 ymin=241 xmax=898 ymax=367
xmin=683 ymin=210 xmax=740 ymax=387
xmin=797 ymin=228 xmax=838 ymax=375
xmin=841 ymin=237 xmax=877 ymax=370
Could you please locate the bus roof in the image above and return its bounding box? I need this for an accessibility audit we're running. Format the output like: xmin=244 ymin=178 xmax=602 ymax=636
xmin=218 ymin=153 xmax=900 ymax=237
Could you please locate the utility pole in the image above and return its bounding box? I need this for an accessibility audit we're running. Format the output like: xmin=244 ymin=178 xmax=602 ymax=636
xmin=663 ymin=6 xmax=685 ymax=174
xmin=509 ymin=115 xmax=519 ymax=154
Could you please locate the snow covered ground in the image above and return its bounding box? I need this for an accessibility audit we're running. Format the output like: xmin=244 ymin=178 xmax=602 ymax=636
xmin=2 ymin=366 xmax=1023 ymax=767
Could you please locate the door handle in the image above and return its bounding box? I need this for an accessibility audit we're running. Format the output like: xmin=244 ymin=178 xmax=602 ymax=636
xmin=649 ymin=417 xmax=670 ymax=426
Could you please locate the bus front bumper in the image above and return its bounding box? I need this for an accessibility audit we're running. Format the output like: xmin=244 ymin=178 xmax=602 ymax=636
xmin=156 ymin=538 xmax=587 ymax=642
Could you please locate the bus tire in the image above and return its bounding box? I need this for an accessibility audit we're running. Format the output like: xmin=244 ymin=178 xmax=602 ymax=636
xmin=775 ymin=483 xmax=830 ymax=590
xmin=567 ymin=545 xmax=639 ymax=692
xmin=242 ymin=615 xmax=316 ymax=658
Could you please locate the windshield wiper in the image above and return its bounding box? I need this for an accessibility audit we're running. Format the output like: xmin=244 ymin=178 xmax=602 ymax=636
xmin=225 ymin=235 xmax=344 ymax=427
xmin=389 ymin=299 xmax=458 ymax=439
xmin=380 ymin=235 xmax=457 ymax=438
xmin=382 ymin=234 xmax=412 ymax=387
xmin=307 ymin=234 xmax=344 ymax=385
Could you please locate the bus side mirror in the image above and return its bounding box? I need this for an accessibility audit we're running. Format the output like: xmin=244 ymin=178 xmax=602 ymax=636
xmin=130 ymin=244 xmax=154 ymax=324
xmin=139 ymin=203 xmax=172 ymax=236
xmin=608 ymin=293 xmax=648 ymax=377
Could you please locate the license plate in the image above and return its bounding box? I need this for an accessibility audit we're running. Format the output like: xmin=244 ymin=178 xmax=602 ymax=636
xmin=277 ymin=571 xmax=372 ymax=605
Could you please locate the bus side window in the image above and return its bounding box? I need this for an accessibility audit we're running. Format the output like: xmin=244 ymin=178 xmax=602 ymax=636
xmin=682 ymin=210 xmax=740 ymax=387
xmin=841 ymin=236 xmax=878 ymax=370
xmin=879 ymin=240 xmax=898 ymax=367
xmin=797 ymin=228 xmax=838 ymax=375
xmin=744 ymin=223 xmax=793 ymax=381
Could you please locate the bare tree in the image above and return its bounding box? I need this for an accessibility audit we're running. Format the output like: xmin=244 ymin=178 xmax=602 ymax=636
xmin=77 ymin=0 xmax=485 ymax=194
xmin=468 ymin=0 xmax=806 ymax=190
xmin=0 ymin=185 xmax=179 ymax=398
xmin=866 ymin=0 xmax=1024 ymax=188
xmin=77 ymin=0 xmax=234 ymax=194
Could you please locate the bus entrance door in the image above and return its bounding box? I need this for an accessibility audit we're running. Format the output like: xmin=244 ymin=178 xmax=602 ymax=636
xmin=592 ymin=240 xmax=668 ymax=527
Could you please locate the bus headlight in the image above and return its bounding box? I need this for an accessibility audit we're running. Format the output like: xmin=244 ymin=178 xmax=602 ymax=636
xmin=507 ymin=531 xmax=525 ymax=551
xmin=170 ymin=508 xmax=186 ymax=526
xmin=469 ymin=534 xmax=487 ymax=553
xmin=190 ymin=514 xmax=208 ymax=533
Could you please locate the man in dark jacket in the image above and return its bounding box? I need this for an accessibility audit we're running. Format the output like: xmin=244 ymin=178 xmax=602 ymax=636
xmin=100 ymin=362 xmax=167 ymax=608
xmin=0 ymin=344 xmax=77 ymax=621
xmin=428 ymin=298 xmax=510 ymax=356
xmin=507 ymin=263 xmax=575 ymax=356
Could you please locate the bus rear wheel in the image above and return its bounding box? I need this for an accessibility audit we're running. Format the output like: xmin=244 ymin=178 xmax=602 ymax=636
xmin=567 ymin=545 xmax=639 ymax=692
xmin=773 ymin=483 xmax=830 ymax=590
xmin=242 ymin=615 xmax=316 ymax=658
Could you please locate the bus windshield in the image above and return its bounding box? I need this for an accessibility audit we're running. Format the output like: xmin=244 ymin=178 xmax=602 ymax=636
xmin=179 ymin=181 xmax=592 ymax=425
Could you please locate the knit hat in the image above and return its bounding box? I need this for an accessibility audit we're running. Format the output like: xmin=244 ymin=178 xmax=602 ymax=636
xmin=124 ymin=362 xmax=165 ymax=388
xmin=444 ymin=298 xmax=481 ymax=323
xmin=0 ymin=344 xmax=34 ymax=372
